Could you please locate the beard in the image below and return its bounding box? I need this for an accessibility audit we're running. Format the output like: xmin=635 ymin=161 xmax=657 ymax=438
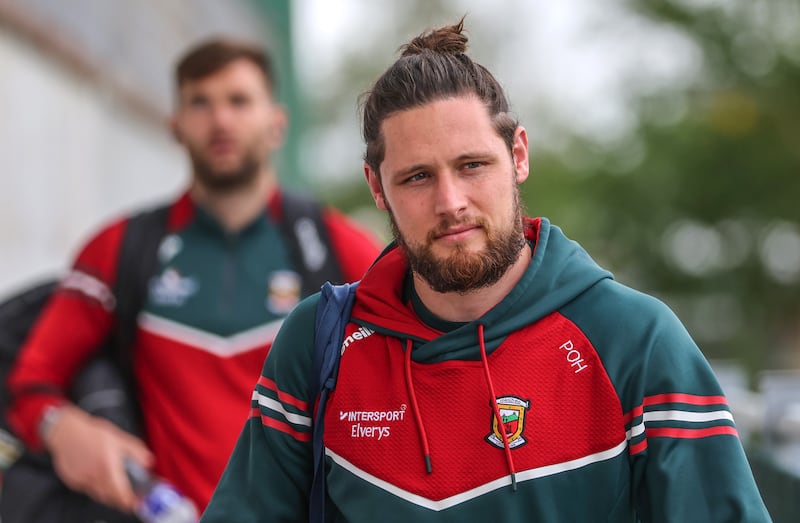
xmin=389 ymin=184 xmax=526 ymax=294
xmin=189 ymin=142 xmax=264 ymax=193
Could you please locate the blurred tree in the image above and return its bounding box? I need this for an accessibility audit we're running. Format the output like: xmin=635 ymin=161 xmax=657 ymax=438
xmin=526 ymin=0 xmax=800 ymax=379
xmin=320 ymin=0 xmax=800 ymax=380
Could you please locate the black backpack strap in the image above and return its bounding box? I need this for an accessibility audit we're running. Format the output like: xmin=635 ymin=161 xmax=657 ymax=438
xmin=279 ymin=191 xmax=345 ymax=297
xmin=108 ymin=204 xmax=170 ymax=399
xmin=309 ymin=281 xmax=358 ymax=523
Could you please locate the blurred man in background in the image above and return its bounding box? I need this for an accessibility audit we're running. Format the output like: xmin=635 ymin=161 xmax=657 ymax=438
xmin=5 ymin=37 xmax=381 ymax=520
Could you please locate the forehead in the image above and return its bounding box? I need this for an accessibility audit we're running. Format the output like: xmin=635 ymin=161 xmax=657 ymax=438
xmin=178 ymin=59 xmax=271 ymax=98
xmin=380 ymin=96 xmax=503 ymax=170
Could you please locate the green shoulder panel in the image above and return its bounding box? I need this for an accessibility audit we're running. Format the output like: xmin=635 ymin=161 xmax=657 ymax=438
xmin=559 ymin=279 xmax=720 ymax=413
xmin=264 ymin=291 xmax=321 ymax=404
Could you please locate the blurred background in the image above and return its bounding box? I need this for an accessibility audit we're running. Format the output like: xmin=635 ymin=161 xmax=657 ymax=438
xmin=0 ymin=0 xmax=798 ymax=519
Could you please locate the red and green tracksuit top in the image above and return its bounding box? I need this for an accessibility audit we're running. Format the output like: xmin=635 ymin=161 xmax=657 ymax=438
xmin=202 ymin=217 xmax=771 ymax=522
xmin=7 ymin=189 xmax=382 ymax=512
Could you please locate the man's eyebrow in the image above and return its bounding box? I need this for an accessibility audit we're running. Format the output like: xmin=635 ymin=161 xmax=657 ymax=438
xmin=454 ymin=150 xmax=496 ymax=162
xmin=184 ymin=91 xmax=208 ymax=101
xmin=390 ymin=163 xmax=429 ymax=179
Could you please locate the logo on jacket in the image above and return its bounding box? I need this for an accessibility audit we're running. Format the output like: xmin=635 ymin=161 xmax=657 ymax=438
xmin=295 ymin=217 xmax=329 ymax=271
xmin=149 ymin=268 xmax=198 ymax=306
xmin=266 ymin=270 xmax=301 ymax=315
xmin=157 ymin=234 xmax=183 ymax=263
xmin=485 ymin=395 xmax=530 ymax=449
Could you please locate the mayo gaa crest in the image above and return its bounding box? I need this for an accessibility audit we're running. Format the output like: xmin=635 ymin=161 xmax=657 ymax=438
xmin=485 ymin=396 xmax=530 ymax=449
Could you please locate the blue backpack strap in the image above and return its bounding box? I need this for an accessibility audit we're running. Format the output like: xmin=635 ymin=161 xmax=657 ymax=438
xmin=309 ymin=280 xmax=358 ymax=523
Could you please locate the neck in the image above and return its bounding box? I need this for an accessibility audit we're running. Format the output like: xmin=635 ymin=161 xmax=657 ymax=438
xmin=413 ymin=243 xmax=531 ymax=323
xmin=189 ymin=168 xmax=277 ymax=232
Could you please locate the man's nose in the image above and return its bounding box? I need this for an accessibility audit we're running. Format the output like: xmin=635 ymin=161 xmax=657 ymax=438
xmin=209 ymin=103 xmax=236 ymax=128
xmin=434 ymin=173 xmax=468 ymax=217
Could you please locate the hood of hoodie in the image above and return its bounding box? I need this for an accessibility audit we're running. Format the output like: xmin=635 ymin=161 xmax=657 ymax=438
xmin=351 ymin=217 xmax=612 ymax=363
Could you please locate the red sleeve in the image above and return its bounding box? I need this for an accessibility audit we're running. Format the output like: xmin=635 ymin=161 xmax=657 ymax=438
xmin=322 ymin=208 xmax=384 ymax=283
xmin=6 ymin=216 xmax=128 ymax=449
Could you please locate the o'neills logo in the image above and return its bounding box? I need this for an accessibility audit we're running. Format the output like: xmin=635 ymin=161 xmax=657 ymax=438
xmin=340 ymin=326 xmax=375 ymax=355
xmin=485 ymin=395 xmax=530 ymax=449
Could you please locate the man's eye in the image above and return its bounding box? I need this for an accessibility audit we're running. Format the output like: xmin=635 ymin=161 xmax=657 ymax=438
xmin=464 ymin=161 xmax=482 ymax=169
xmin=230 ymin=95 xmax=250 ymax=107
xmin=188 ymin=97 xmax=209 ymax=109
xmin=407 ymin=172 xmax=428 ymax=183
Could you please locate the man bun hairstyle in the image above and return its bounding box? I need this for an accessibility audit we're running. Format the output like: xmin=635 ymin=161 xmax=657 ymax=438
xmin=400 ymin=18 xmax=469 ymax=57
xmin=361 ymin=17 xmax=518 ymax=174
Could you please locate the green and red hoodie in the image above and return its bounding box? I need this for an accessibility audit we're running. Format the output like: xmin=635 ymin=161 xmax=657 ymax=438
xmin=201 ymin=217 xmax=771 ymax=522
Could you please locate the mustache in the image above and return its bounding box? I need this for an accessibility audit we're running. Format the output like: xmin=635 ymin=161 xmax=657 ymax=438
xmin=207 ymin=132 xmax=236 ymax=144
xmin=427 ymin=217 xmax=487 ymax=242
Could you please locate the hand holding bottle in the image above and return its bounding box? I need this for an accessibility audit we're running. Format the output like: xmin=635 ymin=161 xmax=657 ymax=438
xmin=125 ymin=459 xmax=198 ymax=523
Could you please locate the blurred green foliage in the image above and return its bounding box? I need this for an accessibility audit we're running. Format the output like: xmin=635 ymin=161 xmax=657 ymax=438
xmin=533 ymin=0 xmax=800 ymax=378
xmin=324 ymin=0 xmax=800 ymax=380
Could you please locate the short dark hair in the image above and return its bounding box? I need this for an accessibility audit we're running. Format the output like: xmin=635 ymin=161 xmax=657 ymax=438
xmin=360 ymin=18 xmax=517 ymax=174
xmin=175 ymin=37 xmax=276 ymax=94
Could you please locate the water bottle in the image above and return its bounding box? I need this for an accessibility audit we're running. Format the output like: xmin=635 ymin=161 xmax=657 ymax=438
xmin=125 ymin=459 xmax=198 ymax=523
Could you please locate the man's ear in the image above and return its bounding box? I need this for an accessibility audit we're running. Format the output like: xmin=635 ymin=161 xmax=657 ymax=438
xmin=364 ymin=163 xmax=387 ymax=211
xmin=267 ymin=104 xmax=288 ymax=149
xmin=169 ymin=116 xmax=183 ymax=144
xmin=512 ymin=126 xmax=530 ymax=184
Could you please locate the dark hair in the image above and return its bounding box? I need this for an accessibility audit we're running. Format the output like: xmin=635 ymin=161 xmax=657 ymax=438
xmin=360 ymin=18 xmax=517 ymax=174
xmin=175 ymin=37 xmax=276 ymax=95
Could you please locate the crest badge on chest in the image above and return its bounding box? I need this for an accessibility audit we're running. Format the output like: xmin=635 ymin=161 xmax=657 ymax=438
xmin=485 ymin=395 xmax=530 ymax=449
xmin=266 ymin=270 xmax=302 ymax=315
